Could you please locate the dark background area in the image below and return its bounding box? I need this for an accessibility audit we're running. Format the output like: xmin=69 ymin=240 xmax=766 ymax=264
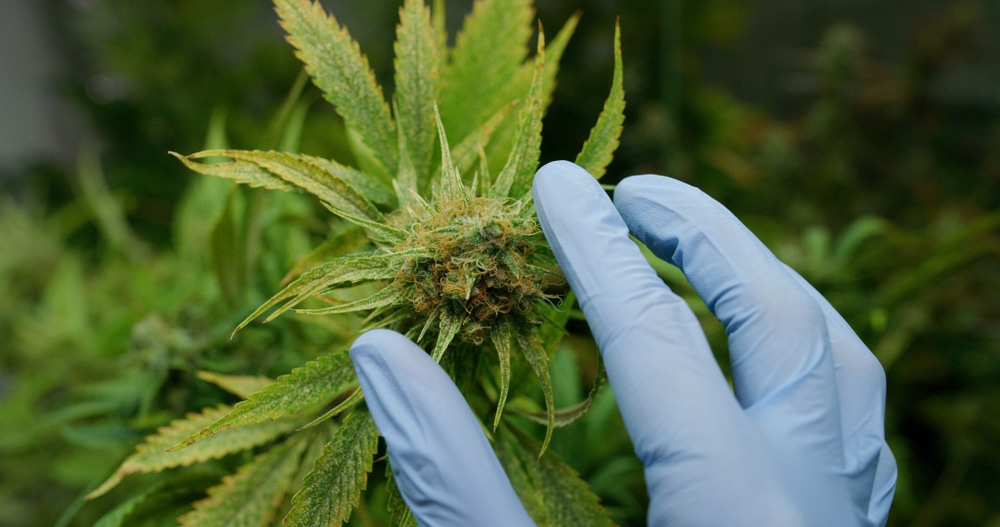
xmin=1 ymin=1 xmax=998 ymax=526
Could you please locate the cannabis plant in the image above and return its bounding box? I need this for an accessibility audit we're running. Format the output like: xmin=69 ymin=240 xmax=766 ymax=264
xmin=88 ymin=0 xmax=624 ymax=524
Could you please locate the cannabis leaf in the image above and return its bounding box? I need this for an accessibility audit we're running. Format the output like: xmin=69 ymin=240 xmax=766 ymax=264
xmin=495 ymin=427 xmax=613 ymax=527
xmin=171 ymin=350 xmax=359 ymax=450
xmin=575 ymin=21 xmax=625 ymax=180
xmin=88 ymin=405 xmax=300 ymax=499
xmin=178 ymin=437 xmax=308 ymax=527
xmin=284 ymin=410 xmax=379 ymax=527
xmin=274 ymin=0 xmax=398 ymax=176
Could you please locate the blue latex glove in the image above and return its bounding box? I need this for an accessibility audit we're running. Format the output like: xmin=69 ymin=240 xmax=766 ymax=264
xmin=350 ymin=160 xmax=897 ymax=526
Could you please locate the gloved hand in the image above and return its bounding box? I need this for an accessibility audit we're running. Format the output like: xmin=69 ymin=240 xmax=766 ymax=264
xmin=349 ymin=160 xmax=897 ymax=526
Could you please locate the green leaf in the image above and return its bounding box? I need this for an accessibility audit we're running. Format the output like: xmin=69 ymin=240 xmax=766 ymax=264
xmin=385 ymin=465 xmax=417 ymax=527
xmin=438 ymin=0 xmax=534 ymax=144
xmin=431 ymin=105 xmax=467 ymax=202
xmin=92 ymin=482 xmax=166 ymax=527
xmin=490 ymin=322 xmax=514 ymax=430
xmin=196 ymin=371 xmax=275 ymax=399
xmin=516 ymin=329 xmax=555 ymax=457
xmin=575 ymin=22 xmax=625 ymax=180
xmin=538 ymin=15 xmax=579 ymax=113
xmin=284 ymin=410 xmax=379 ymax=527
xmin=234 ymin=249 xmax=425 ymax=335
xmin=431 ymin=309 xmax=462 ymax=362
xmin=171 ymin=152 xmax=294 ymax=192
xmin=171 ymin=351 xmax=358 ymax=450
xmin=177 ymin=150 xmax=385 ymax=223
xmin=279 ymin=223 xmax=369 ymax=286
xmin=450 ymin=100 xmax=516 ymax=176
xmin=298 ymin=387 xmax=364 ymax=431
xmin=492 ymin=28 xmax=546 ymax=200
xmin=510 ymin=359 xmax=606 ymax=429
xmin=495 ymin=427 xmax=613 ymax=527
xmin=178 ymin=437 xmax=308 ymax=527
xmin=208 ymin=188 xmax=260 ymax=307
xmin=394 ymin=0 xmax=441 ymax=181
xmin=275 ymin=0 xmax=398 ymax=175
xmin=88 ymin=405 xmax=299 ymax=499
xmin=294 ymin=285 xmax=403 ymax=316
xmin=306 ymin=154 xmax=396 ymax=208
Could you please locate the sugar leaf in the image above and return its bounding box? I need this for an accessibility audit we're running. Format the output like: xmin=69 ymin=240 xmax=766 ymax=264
xmin=234 ymin=249 xmax=429 ymax=335
xmin=431 ymin=309 xmax=463 ymax=363
xmin=283 ymin=410 xmax=379 ymax=527
xmin=516 ymin=329 xmax=555 ymax=457
xmin=294 ymin=286 xmax=403 ymax=316
xmin=490 ymin=321 xmax=514 ymax=430
xmin=575 ymin=21 xmax=625 ymax=180
xmin=178 ymin=437 xmax=307 ymax=527
xmin=274 ymin=0 xmax=398 ymax=175
xmin=87 ymin=405 xmax=299 ymax=499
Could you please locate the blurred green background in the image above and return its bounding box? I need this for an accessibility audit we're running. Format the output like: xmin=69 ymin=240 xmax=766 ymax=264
xmin=1 ymin=1 xmax=998 ymax=526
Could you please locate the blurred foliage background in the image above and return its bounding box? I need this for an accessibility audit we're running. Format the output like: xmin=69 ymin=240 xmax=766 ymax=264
xmin=0 ymin=0 xmax=997 ymax=526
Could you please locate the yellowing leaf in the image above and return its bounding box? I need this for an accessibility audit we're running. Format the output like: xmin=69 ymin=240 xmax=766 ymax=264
xmin=178 ymin=150 xmax=385 ymax=223
xmin=575 ymin=21 xmax=625 ymax=180
xmin=284 ymin=410 xmax=379 ymax=527
xmin=178 ymin=438 xmax=308 ymax=527
xmin=88 ymin=405 xmax=299 ymax=499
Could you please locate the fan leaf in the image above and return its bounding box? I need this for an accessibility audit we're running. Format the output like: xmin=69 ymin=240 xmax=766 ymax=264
xmin=274 ymin=0 xmax=397 ymax=175
xmin=575 ymin=21 xmax=625 ymax=180
xmin=495 ymin=427 xmax=613 ymax=527
xmin=438 ymin=0 xmax=534 ymax=144
xmin=171 ymin=351 xmax=358 ymax=450
xmin=283 ymin=410 xmax=379 ymax=527
xmin=87 ymin=405 xmax=299 ymax=499
xmin=178 ymin=150 xmax=385 ymax=223
xmin=492 ymin=28 xmax=546 ymax=199
xmin=385 ymin=464 xmax=418 ymax=527
xmin=178 ymin=437 xmax=308 ymax=527
xmin=395 ymin=0 xmax=441 ymax=181
xmin=196 ymin=371 xmax=275 ymax=399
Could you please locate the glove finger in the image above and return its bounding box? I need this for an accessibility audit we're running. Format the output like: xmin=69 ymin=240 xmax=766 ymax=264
xmin=789 ymin=271 xmax=897 ymax=524
xmin=534 ymin=162 xmax=805 ymax=525
xmin=350 ymin=329 xmax=535 ymax=527
xmin=612 ymin=174 xmax=846 ymax=469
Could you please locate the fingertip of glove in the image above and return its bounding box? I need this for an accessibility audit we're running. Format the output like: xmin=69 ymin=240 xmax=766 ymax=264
xmin=613 ymin=174 xmax=699 ymax=210
xmin=349 ymin=329 xmax=423 ymax=376
xmin=533 ymin=160 xmax=597 ymax=199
